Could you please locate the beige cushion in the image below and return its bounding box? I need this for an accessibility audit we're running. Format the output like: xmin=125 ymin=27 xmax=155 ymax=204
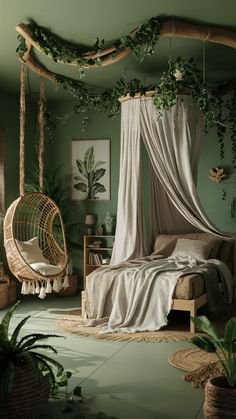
xmin=30 ymin=262 xmax=61 ymax=276
xmin=153 ymin=233 xmax=223 ymax=259
xmin=16 ymin=237 xmax=48 ymax=264
xmin=171 ymin=238 xmax=213 ymax=260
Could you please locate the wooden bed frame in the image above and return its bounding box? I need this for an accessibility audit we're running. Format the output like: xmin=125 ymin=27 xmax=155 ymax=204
xmin=171 ymin=293 xmax=207 ymax=333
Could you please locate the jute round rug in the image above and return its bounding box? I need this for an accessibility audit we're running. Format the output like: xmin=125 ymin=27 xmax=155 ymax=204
xmin=169 ymin=348 xmax=224 ymax=388
xmin=57 ymin=310 xmax=203 ymax=343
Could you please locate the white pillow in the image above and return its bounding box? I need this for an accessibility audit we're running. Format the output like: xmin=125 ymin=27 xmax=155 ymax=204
xmin=16 ymin=237 xmax=48 ymax=264
xmin=30 ymin=262 xmax=61 ymax=276
xmin=171 ymin=238 xmax=212 ymax=260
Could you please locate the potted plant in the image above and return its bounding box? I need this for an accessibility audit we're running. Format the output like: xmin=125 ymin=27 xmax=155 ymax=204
xmin=0 ymin=301 xmax=71 ymax=419
xmin=191 ymin=315 xmax=236 ymax=418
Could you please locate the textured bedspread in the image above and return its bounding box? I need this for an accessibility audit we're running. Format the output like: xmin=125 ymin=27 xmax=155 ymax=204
xmin=85 ymin=255 xmax=232 ymax=333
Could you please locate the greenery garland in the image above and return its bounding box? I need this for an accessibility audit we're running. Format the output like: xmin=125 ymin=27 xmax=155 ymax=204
xmin=43 ymin=57 xmax=236 ymax=165
xmin=16 ymin=17 xmax=160 ymax=77
xmin=15 ymin=20 xmax=236 ymax=164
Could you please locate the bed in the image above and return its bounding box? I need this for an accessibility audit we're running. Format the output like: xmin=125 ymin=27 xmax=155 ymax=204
xmin=82 ymin=232 xmax=235 ymax=333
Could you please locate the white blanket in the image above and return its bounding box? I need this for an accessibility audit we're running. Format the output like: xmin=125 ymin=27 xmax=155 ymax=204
xmin=86 ymin=255 xmax=232 ymax=333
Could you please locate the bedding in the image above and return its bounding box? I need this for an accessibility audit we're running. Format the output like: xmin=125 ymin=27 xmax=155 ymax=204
xmin=85 ymin=233 xmax=235 ymax=333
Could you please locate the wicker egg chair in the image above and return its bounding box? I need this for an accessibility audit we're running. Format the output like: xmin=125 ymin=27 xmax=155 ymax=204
xmin=4 ymin=192 xmax=68 ymax=283
xmin=4 ymin=68 xmax=68 ymax=295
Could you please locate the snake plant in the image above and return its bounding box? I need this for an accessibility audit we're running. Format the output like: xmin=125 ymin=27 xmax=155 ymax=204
xmin=0 ymin=301 xmax=71 ymax=400
xmin=191 ymin=315 xmax=236 ymax=387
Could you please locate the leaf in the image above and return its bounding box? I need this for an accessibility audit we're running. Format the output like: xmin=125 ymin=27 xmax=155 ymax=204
xmin=93 ymin=183 xmax=106 ymax=194
xmin=93 ymin=160 xmax=106 ymax=171
xmin=73 ymin=182 xmax=87 ymax=192
xmin=191 ymin=336 xmax=216 ymax=352
xmin=10 ymin=316 xmax=31 ymax=349
xmin=92 ymin=168 xmax=106 ymax=183
xmin=76 ymin=159 xmax=87 ymax=178
xmin=16 ymin=334 xmax=61 ymax=351
xmin=190 ymin=316 xmax=219 ymax=341
xmin=73 ymin=385 xmax=83 ymax=397
xmin=225 ymin=316 xmax=236 ymax=343
xmin=84 ymin=146 xmax=95 ymax=173
xmin=1 ymin=301 xmax=20 ymax=339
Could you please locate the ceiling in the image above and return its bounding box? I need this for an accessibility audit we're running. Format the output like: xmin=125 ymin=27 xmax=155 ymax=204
xmin=1 ymin=0 xmax=236 ymax=101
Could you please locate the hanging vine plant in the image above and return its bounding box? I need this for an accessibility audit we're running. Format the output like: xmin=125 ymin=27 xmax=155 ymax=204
xmin=15 ymin=17 xmax=236 ymax=164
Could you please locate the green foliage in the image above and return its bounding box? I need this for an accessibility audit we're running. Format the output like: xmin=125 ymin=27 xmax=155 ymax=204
xmin=0 ymin=301 xmax=70 ymax=400
xmin=191 ymin=315 xmax=236 ymax=387
xmin=73 ymin=146 xmax=106 ymax=199
xmin=18 ymin=17 xmax=161 ymax=75
xmin=120 ymin=16 xmax=160 ymax=62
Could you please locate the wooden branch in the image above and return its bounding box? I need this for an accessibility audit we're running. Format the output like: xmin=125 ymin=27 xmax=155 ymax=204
xmin=15 ymin=17 xmax=236 ymax=87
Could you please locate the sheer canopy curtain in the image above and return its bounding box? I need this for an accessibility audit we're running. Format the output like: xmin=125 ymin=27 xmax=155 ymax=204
xmin=111 ymin=95 xmax=229 ymax=266
xmin=110 ymin=99 xmax=148 ymax=265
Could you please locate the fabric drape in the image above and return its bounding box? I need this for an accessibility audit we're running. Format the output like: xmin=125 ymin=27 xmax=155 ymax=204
xmin=112 ymin=95 xmax=230 ymax=266
xmin=110 ymin=100 xmax=148 ymax=265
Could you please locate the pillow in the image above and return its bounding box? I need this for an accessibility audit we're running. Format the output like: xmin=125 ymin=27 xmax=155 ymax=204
xmin=170 ymin=238 xmax=213 ymax=260
xmin=153 ymin=233 xmax=223 ymax=259
xmin=30 ymin=262 xmax=61 ymax=276
xmin=16 ymin=237 xmax=48 ymax=264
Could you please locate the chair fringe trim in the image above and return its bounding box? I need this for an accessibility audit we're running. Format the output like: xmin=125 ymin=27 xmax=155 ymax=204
xmin=21 ymin=276 xmax=69 ymax=298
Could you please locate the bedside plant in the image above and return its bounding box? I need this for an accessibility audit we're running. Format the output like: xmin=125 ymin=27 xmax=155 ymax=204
xmin=191 ymin=315 xmax=236 ymax=418
xmin=0 ymin=301 xmax=71 ymax=418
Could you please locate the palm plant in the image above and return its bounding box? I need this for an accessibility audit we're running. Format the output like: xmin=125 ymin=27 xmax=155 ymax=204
xmin=191 ymin=315 xmax=236 ymax=387
xmin=0 ymin=301 xmax=70 ymax=401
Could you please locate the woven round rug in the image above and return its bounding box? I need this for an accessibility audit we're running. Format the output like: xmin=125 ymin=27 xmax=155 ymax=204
xmin=169 ymin=348 xmax=224 ymax=388
xmin=57 ymin=310 xmax=201 ymax=343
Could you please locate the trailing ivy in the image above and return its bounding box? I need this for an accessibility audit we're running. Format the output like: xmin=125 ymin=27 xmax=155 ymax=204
xmin=18 ymin=17 xmax=161 ymax=77
xmin=153 ymin=57 xmax=236 ymax=161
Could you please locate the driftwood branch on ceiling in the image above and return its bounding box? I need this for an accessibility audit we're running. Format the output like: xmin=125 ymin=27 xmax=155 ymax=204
xmin=15 ymin=17 xmax=236 ymax=85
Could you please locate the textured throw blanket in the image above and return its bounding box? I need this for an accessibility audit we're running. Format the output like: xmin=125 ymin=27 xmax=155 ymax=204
xmin=85 ymin=255 xmax=232 ymax=333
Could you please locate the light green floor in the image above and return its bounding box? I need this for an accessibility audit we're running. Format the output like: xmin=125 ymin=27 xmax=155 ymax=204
xmin=0 ymin=294 xmax=205 ymax=419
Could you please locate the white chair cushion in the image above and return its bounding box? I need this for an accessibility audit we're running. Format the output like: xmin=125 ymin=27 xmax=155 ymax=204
xmin=30 ymin=262 xmax=62 ymax=276
xmin=16 ymin=237 xmax=48 ymax=264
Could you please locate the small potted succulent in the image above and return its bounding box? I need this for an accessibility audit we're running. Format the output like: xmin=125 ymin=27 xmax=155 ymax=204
xmin=0 ymin=301 xmax=71 ymax=419
xmin=191 ymin=315 xmax=236 ymax=418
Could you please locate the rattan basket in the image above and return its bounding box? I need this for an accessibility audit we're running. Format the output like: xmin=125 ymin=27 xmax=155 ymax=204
xmin=0 ymin=364 xmax=50 ymax=419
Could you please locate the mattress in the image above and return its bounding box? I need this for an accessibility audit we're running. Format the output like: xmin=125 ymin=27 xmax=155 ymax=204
xmin=173 ymin=273 xmax=204 ymax=300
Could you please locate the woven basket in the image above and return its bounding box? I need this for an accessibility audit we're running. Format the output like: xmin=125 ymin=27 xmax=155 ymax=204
xmin=0 ymin=364 xmax=50 ymax=419
xmin=204 ymin=376 xmax=236 ymax=418
xmin=7 ymin=278 xmax=17 ymax=304
xmin=57 ymin=275 xmax=78 ymax=297
xmin=0 ymin=280 xmax=8 ymax=309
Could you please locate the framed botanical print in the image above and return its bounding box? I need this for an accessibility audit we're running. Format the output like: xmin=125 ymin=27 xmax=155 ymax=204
xmin=71 ymin=139 xmax=110 ymax=200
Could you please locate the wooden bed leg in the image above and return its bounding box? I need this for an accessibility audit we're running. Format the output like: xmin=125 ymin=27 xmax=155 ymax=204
xmin=190 ymin=302 xmax=197 ymax=333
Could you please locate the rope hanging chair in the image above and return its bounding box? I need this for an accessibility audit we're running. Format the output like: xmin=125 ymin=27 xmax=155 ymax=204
xmin=4 ymin=65 xmax=68 ymax=298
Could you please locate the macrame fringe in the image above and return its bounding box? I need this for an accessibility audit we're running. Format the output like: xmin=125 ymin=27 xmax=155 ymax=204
xmin=21 ymin=278 xmax=64 ymax=298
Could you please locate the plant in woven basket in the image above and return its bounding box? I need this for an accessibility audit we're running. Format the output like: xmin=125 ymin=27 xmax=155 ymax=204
xmin=191 ymin=315 xmax=236 ymax=387
xmin=191 ymin=315 xmax=236 ymax=418
xmin=0 ymin=301 xmax=71 ymax=413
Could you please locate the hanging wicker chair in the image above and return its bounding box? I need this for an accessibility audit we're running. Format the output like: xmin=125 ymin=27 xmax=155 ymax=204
xmin=4 ymin=192 xmax=68 ymax=283
xmin=4 ymin=67 xmax=69 ymax=297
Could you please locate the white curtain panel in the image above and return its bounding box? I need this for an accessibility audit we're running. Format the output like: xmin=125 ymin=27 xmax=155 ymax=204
xmin=111 ymin=99 xmax=148 ymax=265
xmin=140 ymin=95 xmax=225 ymax=236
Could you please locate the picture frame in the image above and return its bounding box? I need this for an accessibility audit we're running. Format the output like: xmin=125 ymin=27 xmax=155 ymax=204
xmin=71 ymin=139 xmax=110 ymax=200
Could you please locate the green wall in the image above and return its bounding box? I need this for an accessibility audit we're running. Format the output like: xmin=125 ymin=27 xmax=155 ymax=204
xmin=1 ymin=92 xmax=235 ymax=287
